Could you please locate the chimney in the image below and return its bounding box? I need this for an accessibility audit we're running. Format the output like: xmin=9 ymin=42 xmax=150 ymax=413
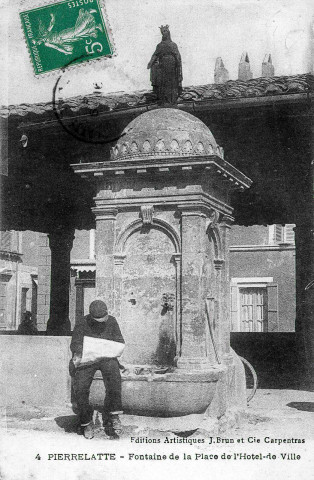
xmin=238 ymin=52 xmax=253 ymax=81
xmin=262 ymin=54 xmax=275 ymax=77
xmin=214 ymin=57 xmax=229 ymax=84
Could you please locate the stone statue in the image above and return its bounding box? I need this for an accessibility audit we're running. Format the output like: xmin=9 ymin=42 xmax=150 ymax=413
xmin=147 ymin=25 xmax=183 ymax=105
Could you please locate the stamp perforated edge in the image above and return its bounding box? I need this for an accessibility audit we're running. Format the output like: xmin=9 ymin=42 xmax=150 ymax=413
xmin=18 ymin=0 xmax=117 ymax=79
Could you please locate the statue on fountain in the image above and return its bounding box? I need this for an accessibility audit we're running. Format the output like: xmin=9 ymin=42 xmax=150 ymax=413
xmin=147 ymin=25 xmax=183 ymax=106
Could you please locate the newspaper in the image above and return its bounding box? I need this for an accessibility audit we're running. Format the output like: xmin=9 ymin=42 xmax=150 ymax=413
xmin=80 ymin=336 xmax=125 ymax=364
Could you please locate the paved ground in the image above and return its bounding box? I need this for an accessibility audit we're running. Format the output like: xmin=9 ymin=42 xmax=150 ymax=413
xmin=1 ymin=388 xmax=313 ymax=480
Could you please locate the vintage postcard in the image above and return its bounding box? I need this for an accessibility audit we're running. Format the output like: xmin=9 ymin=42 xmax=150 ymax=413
xmin=0 ymin=0 xmax=313 ymax=479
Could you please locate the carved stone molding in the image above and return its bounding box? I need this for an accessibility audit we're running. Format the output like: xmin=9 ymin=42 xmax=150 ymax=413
xmin=114 ymin=254 xmax=126 ymax=266
xmin=171 ymin=253 xmax=182 ymax=265
xmin=206 ymin=208 xmax=220 ymax=229
xmin=177 ymin=204 xmax=208 ymax=218
xmin=219 ymin=214 xmax=235 ymax=229
xmin=115 ymin=218 xmax=181 ymax=254
xmin=140 ymin=205 xmax=154 ymax=225
xmin=92 ymin=207 xmax=118 ymax=221
xmin=214 ymin=259 xmax=224 ymax=270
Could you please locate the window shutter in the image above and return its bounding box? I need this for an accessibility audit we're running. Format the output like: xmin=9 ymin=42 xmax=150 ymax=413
xmin=274 ymin=225 xmax=283 ymax=244
xmin=0 ymin=282 xmax=7 ymax=327
xmin=284 ymin=224 xmax=295 ymax=244
xmin=0 ymin=231 xmax=12 ymax=251
xmin=266 ymin=283 xmax=278 ymax=332
xmin=230 ymin=285 xmax=238 ymax=331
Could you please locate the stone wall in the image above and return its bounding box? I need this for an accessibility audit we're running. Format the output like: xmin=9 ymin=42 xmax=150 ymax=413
xmin=0 ymin=336 xmax=72 ymax=408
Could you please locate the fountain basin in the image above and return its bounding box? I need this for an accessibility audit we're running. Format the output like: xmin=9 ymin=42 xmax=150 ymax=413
xmin=90 ymin=366 xmax=223 ymax=417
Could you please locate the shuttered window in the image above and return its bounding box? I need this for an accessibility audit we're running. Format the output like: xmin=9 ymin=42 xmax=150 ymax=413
xmin=283 ymin=224 xmax=295 ymax=244
xmin=269 ymin=224 xmax=295 ymax=245
xmin=230 ymin=282 xmax=278 ymax=332
xmin=239 ymin=287 xmax=267 ymax=332
xmin=275 ymin=225 xmax=283 ymax=244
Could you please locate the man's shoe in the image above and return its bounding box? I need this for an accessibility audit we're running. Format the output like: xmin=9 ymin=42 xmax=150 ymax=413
xmin=104 ymin=414 xmax=122 ymax=437
xmin=82 ymin=422 xmax=94 ymax=439
xmin=111 ymin=415 xmax=123 ymax=435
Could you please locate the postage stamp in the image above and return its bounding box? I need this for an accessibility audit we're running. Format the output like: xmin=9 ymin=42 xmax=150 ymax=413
xmin=19 ymin=0 xmax=114 ymax=76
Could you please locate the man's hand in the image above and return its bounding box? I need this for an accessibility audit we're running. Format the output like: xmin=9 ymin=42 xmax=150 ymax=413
xmin=72 ymin=354 xmax=82 ymax=368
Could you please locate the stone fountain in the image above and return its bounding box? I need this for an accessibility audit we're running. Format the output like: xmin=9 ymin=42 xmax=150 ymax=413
xmin=72 ymin=107 xmax=252 ymax=418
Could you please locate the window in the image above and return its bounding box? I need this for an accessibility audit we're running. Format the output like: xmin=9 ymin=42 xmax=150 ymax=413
xmin=268 ymin=224 xmax=295 ymax=245
xmin=231 ymin=278 xmax=279 ymax=332
xmin=239 ymin=287 xmax=267 ymax=332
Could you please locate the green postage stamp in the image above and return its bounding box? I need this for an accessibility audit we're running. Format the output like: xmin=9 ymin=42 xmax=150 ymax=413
xmin=20 ymin=0 xmax=114 ymax=75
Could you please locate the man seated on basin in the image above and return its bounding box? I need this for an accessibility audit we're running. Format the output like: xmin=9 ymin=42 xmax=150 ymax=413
xmin=70 ymin=299 xmax=125 ymax=439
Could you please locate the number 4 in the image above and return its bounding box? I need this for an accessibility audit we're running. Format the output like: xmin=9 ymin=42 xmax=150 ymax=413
xmin=35 ymin=454 xmax=41 ymax=460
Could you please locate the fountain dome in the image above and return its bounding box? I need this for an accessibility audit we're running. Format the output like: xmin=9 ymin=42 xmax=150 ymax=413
xmin=110 ymin=108 xmax=224 ymax=161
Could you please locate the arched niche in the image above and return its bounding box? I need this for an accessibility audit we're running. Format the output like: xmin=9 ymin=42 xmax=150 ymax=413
xmin=206 ymin=224 xmax=223 ymax=262
xmin=115 ymin=218 xmax=181 ymax=254
xmin=114 ymin=219 xmax=181 ymax=366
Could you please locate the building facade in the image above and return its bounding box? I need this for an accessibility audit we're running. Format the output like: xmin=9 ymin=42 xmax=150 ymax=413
xmin=230 ymin=224 xmax=296 ymax=333
xmin=0 ymin=230 xmax=38 ymax=330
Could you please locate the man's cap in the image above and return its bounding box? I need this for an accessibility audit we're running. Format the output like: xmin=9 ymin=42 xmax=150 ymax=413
xmin=89 ymin=300 xmax=108 ymax=319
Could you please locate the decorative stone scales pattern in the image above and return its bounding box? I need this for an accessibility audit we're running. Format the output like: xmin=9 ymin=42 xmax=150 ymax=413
xmin=73 ymin=107 xmax=251 ymax=190
xmin=110 ymin=108 xmax=224 ymax=161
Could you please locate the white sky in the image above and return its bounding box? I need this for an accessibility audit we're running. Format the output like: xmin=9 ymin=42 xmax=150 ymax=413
xmin=0 ymin=0 xmax=313 ymax=106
